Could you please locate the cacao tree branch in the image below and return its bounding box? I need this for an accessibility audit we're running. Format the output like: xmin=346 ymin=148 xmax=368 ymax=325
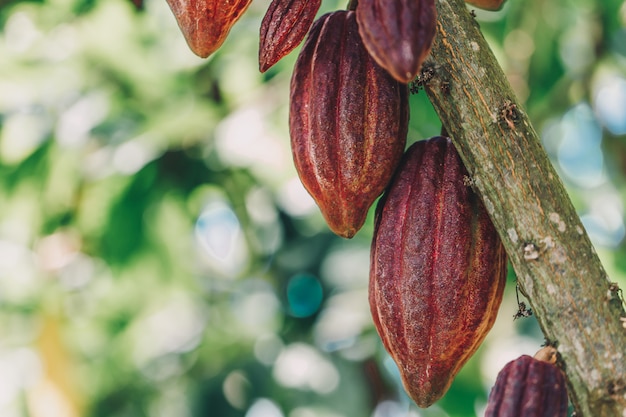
xmin=422 ymin=0 xmax=626 ymax=415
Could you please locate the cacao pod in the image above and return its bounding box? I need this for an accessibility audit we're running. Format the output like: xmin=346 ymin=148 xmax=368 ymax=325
xmin=259 ymin=0 xmax=322 ymax=73
xmin=356 ymin=0 xmax=437 ymax=83
xmin=166 ymin=0 xmax=252 ymax=58
xmin=465 ymin=0 xmax=506 ymax=11
xmin=484 ymin=347 xmax=568 ymax=417
xmin=369 ymin=136 xmax=507 ymax=407
xmin=289 ymin=11 xmax=409 ymax=238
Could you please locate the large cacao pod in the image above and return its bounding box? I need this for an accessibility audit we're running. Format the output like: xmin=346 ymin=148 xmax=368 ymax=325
xmin=356 ymin=0 xmax=437 ymax=83
xmin=166 ymin=0 xmax=252 ymax=58
xmin=289 ymin=11 xmax=409 ymax=238
xmin=484 ymin=347 xmax=568 ymax=417
xmin=369 ymin=136 xmax=507 ymax=407
xmin=259 ymin=0 xmax=322 ymax=72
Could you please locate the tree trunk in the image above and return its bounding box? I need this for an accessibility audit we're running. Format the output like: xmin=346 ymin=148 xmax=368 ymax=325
xmin=422 ymin=0 xmax=626 ymax=415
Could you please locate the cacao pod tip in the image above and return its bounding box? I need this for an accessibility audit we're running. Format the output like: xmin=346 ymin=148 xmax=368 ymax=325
xmin=386 ymin=69 xmax=413 ymax=88
xmin=399 ymin=365 xmax=454 ymax=408
xmin=258 ymin=49 xmax=273 ymax=72
xmin=190 ymin=46 xmax=211 ymax=59
xmin=400 ymin=372 xmax=450 ymax=408
xmin=356 ymin=0 xmax=436 ymax=85
xmin=406 ymin=386 xmax=441 ymax=409
xmin=169 ymin=23 xmax=217 ymax=58
xmin=325 ymin=214 xmax=361 ymax=239
xmin=338 ymin=229 xmax=357 ymax=239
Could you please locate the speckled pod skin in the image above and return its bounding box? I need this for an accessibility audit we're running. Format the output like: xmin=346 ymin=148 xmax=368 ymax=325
xmin=259 ymin=0 xmax=322 ymax=72
xmin=369 ymin=137 xmax=507 ymax=407
xmin=289 ymin=11 xmax=409 ymax=238
xmin=166 ymin=0 xmax=252 ymax=58
xmin=484 ymin=355 xmax=568 ymax=417
xmin=356 ymin=0 xmax=437 ymax=83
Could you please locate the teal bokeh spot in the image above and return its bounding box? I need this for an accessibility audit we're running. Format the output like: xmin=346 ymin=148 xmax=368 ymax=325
xmin=287 ymin=274 xmax=323 ymax=318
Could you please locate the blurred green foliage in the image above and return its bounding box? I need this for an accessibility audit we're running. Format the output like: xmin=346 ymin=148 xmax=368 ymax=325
xmin=0 ymin=0 xmax=624 ymax=416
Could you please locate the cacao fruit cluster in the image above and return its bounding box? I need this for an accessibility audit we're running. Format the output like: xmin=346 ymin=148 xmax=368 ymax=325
xmin=485 ymin=347 xmax=569 ymax=416
xmin=166 ymin=0 xmax=508 ymax=62
xmin=164 ymin=0 xmax=438 ymax=235
xmin=164 ymin=0 xmax=556 ymax=412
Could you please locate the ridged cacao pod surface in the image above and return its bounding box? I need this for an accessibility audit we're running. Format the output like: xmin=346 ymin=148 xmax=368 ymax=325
xmin=356 ymin=0 xmax=437 ymax=83
xmin=166 ymin=0 xmax=252 ymax=58
xmin=289 ymin=11 xmax=409 ymax=238
xmin=369 ymin=136 xmax=507 ymax=407
xmin=259 ymin=0 xmax=322 ymax=72
xmin=484 ymin=347 xmax=568 ymax=417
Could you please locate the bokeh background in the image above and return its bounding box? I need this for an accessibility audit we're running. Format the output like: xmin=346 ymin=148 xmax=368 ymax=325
xmin=0 ymin=0 xmax=625 ymax=416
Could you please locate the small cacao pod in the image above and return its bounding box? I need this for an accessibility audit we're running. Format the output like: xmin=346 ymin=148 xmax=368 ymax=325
xmin=484 ymin=347 xmax=568 ymax=417
xmin=356 ymin=0 xmax=437 ymax=83
xmin=369 ymin=136 xmax=507 ymax=407
xmin=465 ymin=0 xmax=506 ymax=11
xmin=289 ymin=11 xmax=409 ymax=238
xmin=166 ymin=0 xmax=252 ymax=58
xmin=259 ymin=0 xmax=322 ymax=72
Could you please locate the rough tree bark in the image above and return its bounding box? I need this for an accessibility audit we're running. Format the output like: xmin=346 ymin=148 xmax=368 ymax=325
xmin=420 ymin=0 xmax=626 ymax=415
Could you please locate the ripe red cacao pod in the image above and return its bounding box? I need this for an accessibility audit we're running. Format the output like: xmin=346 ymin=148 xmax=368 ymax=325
xmin=259 ymin=0 xmax=322 ymax=72
xmin=369 ymin=136 xmax=507 ymax=407
xmin=484 ymin=347 xmax=568 ymax=417
xmin=289 ymin=11 xmax=409 ymax=238
xmin=356 ymin=0 xmax=437 ymax=83
xmin=166 ymin=0 xmax=252 ymax=58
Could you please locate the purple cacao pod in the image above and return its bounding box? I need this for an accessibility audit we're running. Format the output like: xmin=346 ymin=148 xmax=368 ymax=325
xmin=259 ymin=0 xmax=322 ymax=72
xmin=485 ymin=347 xmax=568 ymax=417
xmin=356 ymin=0 xmax=437 ymax=83
xmin=289 ymin=11 xmax=409 ymax=238
xmin=369 ymin=136 xmax=507 ymax=407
